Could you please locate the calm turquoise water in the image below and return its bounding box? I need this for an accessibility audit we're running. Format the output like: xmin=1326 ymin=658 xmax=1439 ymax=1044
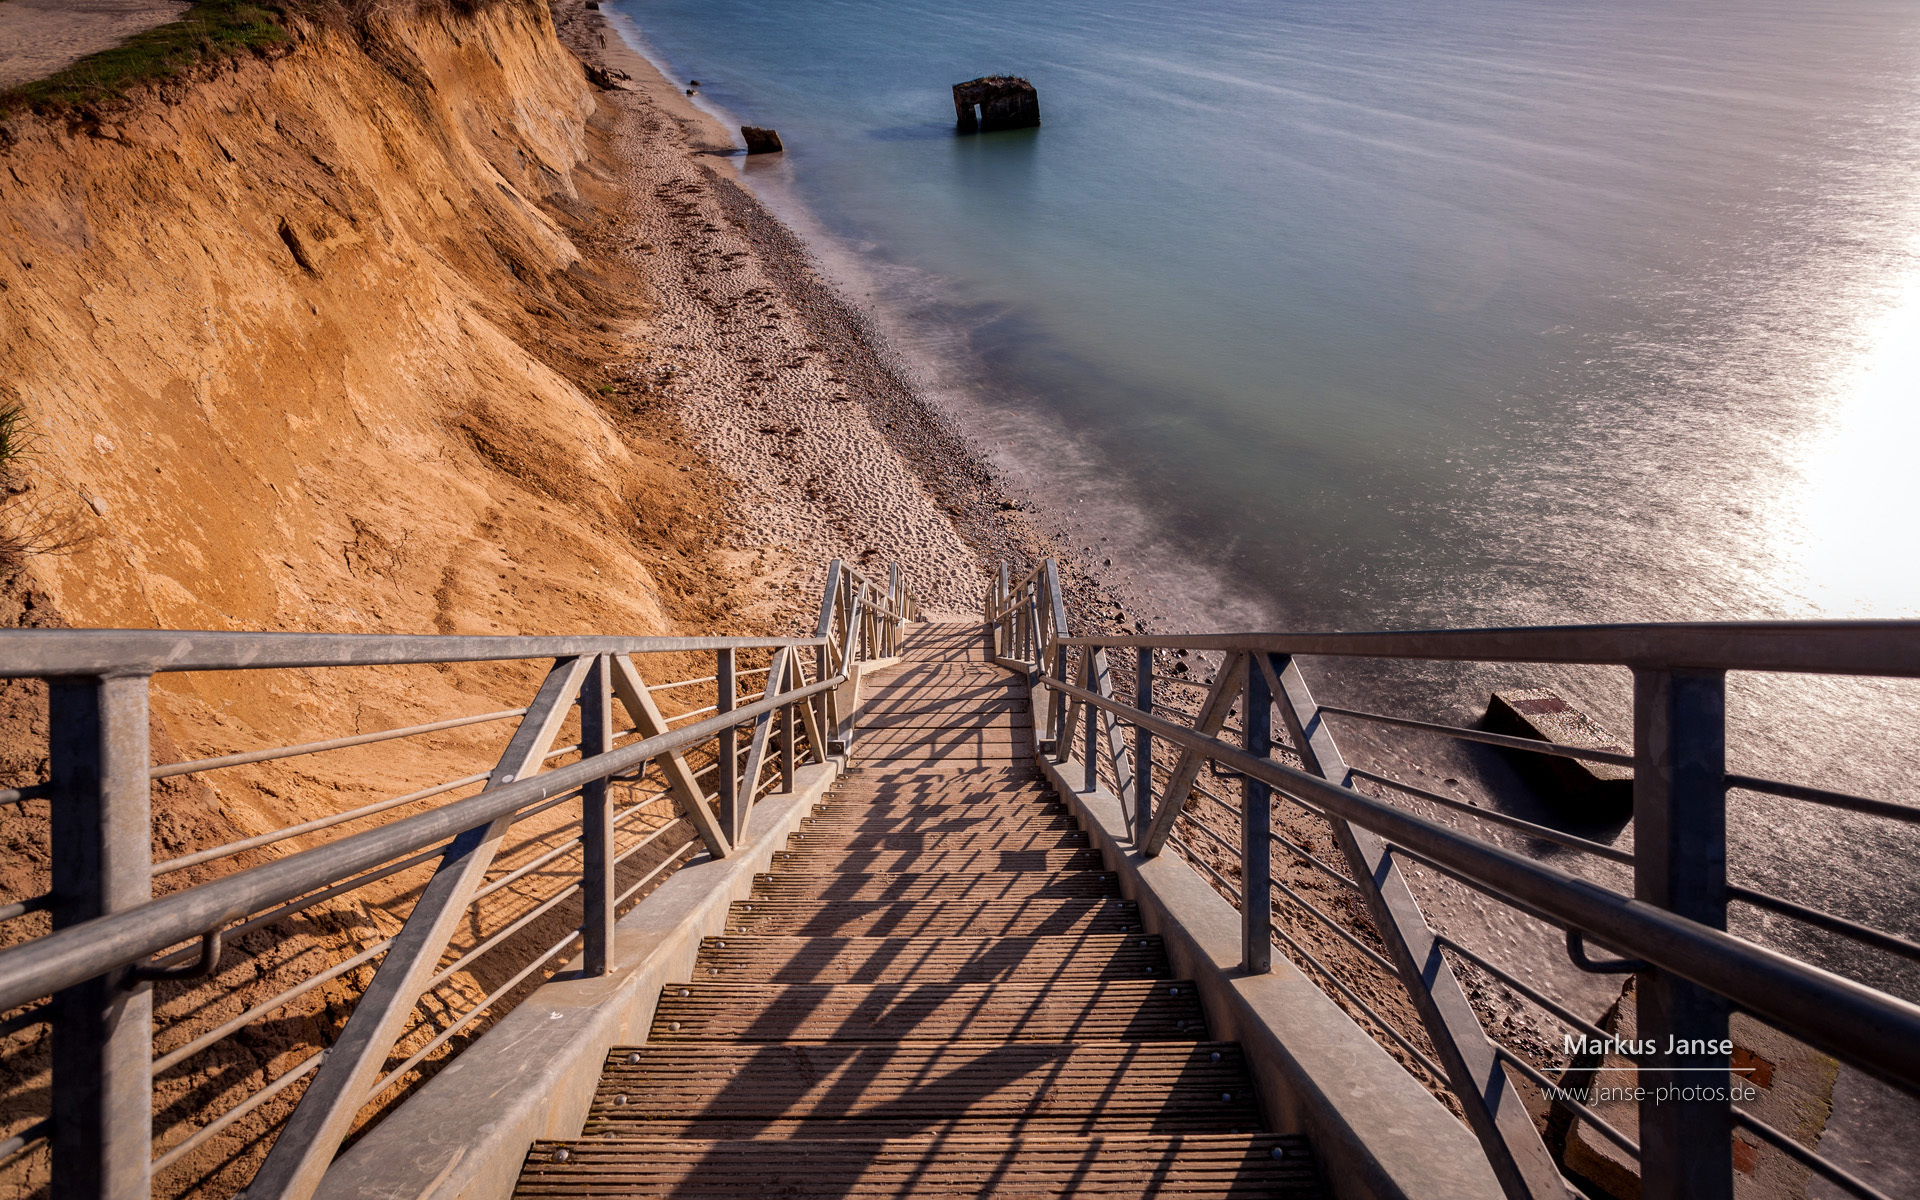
xmin=614 ymin=0 xmax=1920 ymax=633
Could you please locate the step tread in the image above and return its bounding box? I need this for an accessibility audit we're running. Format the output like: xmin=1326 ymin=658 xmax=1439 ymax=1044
xmin=691 ymin=935 xmax=1168 ymax=983
xmin=590 ymin=1042 xmax=1255 ymax=1119
xmin=516 ymin=1135 xmax=1319 ymax=1198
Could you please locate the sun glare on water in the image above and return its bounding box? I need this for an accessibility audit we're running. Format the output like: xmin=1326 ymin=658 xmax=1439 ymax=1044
xmin=1769 ymin=241 xmax=1920 ymax=619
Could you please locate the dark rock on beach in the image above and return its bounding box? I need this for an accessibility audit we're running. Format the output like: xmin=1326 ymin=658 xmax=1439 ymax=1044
xmin=741 ymin=126 xmax=784 ymax=154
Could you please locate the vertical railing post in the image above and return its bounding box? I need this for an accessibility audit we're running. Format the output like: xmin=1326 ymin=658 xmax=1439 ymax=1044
xmin=580 ymin=654 xmax=616 ymax=975
xmin=717 ymin=648 xmax=740 ymax=843
xmin=888 ymin=563 xmax=902 ymax=655
xmin=1082 ymin=649 xmax=1098 ymax=793
xmin=997 ymin=563 xmax=1010 ymax=655
xmin=1241 ymin=655 xmax=1272 ymax=974
xmin=49 ymin=673 xmax=153 ymax=1200
xmin=813 ymin=644 xmax=829 ymax=762
xmin=779 ymin=658 xmax=798 ymax=793
xmin=1135 ymin=647 xmax=1154 ymax=837
xmin=1632 ymin=666 xmax=1732 ymax=1200
xmin=1051 ymin=642 xmax=1070 ymax=760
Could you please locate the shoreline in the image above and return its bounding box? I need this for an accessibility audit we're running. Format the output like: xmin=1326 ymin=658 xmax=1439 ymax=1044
xmin=552 ymin=0 xmax=1121 ymax=624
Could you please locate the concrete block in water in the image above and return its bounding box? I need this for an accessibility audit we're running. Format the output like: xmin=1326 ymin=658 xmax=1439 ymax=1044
xmin=1483 ymin=687 xmax=1632 ymax=812
xmin=953 ymin=76 xmax=1041 ymax=133
xmin=741 ymin=126 xmax=784 ymax=154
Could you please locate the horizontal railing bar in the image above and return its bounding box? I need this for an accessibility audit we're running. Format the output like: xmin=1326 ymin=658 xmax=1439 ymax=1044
xmin=1726 ymin=774 xmax=1920 ymax=826
xmin=1434 ymin=934 xmax=1611 ymax=1043
xmin=150 ymin=709 xmax=529 ymax=780
xmin=613 ymin=839 xmax=698 ymax=907
xmin=365 ymin=924 xmax=585 ymax=1105
xmin=0 ymin=1005 xmax=48 ymax=1037
xmin=1730 ymin=886 xmax=1920 ymax=964
xmin=154 ymin=941 xmax=389 ymax=1075
xmin=150 ymin=842 xmax=451 ymax=971
xmin=156 ymin=801 xmax=679 ymax=1075
xmin=153 ymin=770 xmax=493 ymax=878
xmin=0 ymin=1119 xmax=50 ymax=1164
xmin=1733 ymin=1106 xmax=1891 ymax=1200
xmin=146 ymin=787 xmax=584 ymax=971
xmin=1267 ymin=829 xmax=1358 ymax=890
xmin=0 ymin=631 xmax=828 ymax=679
xmin=0 ymin=893 xmax=49 ymax=922
xmin=471 ymin=797 xmax=671 ymax=906
xmin=152 ymin=1051 xmax=322 ymax=1172
xmin=1167 ymin=834 xmax=1242 ymax=903
xmin=647 ymin=674 xmax=717 ymax=692
xmin=1052 ymin=621 xmax=1920 ymax=677
xmin=1495 ymin=1048 xmax=1639 ymax=1159
xmin=667 ymin=705 xmax=720 ymax=724
xmin=1270 ymin=916 xmax=1447 ymax=1082
xmin=1269 ymin=875 xmax=1399 ymax=977
xmin=421 ymin=880 xmax=582 ymax=998
xmin=1041 ymin=669 xmax=1920 ymax=1097
xmin=0 ymin=672 xmax=844 ymax=1011
xmin=1323 ymin=706 xmax=1634 ymax=768
xmin=1350 ymin=767 xmax=1634 ymax=864
xmin=612 ymin=817 xmax=690 ymax=870
xmin=1174 ymin=810 xmax=1243 ymax=862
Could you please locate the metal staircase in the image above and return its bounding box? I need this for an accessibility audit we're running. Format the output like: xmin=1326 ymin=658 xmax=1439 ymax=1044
xmin=511 ymin=621 xmax=1323 ymax=1197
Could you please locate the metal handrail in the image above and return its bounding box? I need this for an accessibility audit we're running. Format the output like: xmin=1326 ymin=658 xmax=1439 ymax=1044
xmin=0 ymin=554 xmax=920 ymax=1199
xmin=0 ymin=672 xmax=841 ymax=1013
xmin=992 ymin=556 xmax=1919 ymax=1200
xmin=1043 ymin=663 xmax=1920 ymax=1092
xmin=1049 ymin=624 xmax=1920 ymax=676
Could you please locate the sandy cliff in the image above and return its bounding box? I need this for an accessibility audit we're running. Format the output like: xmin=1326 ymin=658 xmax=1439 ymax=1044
xmin=0 ymin=3 xmax=751 ymax=1193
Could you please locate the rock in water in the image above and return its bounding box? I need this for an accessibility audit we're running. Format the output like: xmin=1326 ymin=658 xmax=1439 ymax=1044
xmin=741 ymin=126 xmax=784 ymax=154
xmin=952 ymin=76 xmax=1041 ymax=133
xmin=1483 ymin=688 xmax=1633 ymax=814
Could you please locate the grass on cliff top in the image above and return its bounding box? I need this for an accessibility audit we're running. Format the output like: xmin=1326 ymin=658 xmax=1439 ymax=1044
xmin=0 ymin=2 xmax=289 ymax=116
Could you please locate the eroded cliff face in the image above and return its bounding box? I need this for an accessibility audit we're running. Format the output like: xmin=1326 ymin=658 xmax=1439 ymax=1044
xmin=0 ymin=0 xmax=733 ymax=786
xmin=0 ymin=5 xmax=736 ymax=1193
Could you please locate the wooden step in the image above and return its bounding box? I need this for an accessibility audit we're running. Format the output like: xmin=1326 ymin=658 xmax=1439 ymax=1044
xmin=725 ymin=897 xmax=1140 ymax=937
xmin=690 ymin=935 xmax=1169 ymax=984
xmin=810 ymin=795 xmax=1063 ymax=815
xmin=856 ymin=727 xmax=1037 ymax=747
xmin=770 ymin=849 xmax=1101 ymax=875
xmin=796 ymin=812 xmax=1076 ymax=834
xmin=649 ymin=979 xmax=1206 ymax=1042
xmin=750 ymin=871 xmax=1119 ymax=903
xmin=825 ymin=781 xmax=1052 ymax=799
xmin=839 ymin=766 xmax=1040 ymax=782
xmin=850 ymin=749 xmax=1033 ymax=766
xmin=518 ymin=1134 xmax=1319 ymax=1197
xmin=785 ymin=829 xmax=1089 ymax=853
xmin=586 ymin=1042 xmax=1259 ymax=1124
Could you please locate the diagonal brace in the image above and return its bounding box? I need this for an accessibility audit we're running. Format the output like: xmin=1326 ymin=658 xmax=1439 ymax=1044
xmin=1140 ymin=653 xmax=1247 ymax=855
xmin=1260 ymin=652 xmax=1564 ymax=1200
xmin=610 ymin=654 xmax=731 ymax=859
xmin=249 ymin=655 xmax=594 ymax=1200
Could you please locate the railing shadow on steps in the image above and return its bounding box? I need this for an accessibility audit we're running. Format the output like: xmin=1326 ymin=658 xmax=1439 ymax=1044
xmin=987 ymin=557 xmax=1920 ymax=1200
xmin=0 ymin=557 xmax=917 ymax=1200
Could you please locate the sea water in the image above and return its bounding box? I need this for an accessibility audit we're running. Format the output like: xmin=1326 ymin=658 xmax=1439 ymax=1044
xmin=611 ymin=0 xmax=1920 ymax=1182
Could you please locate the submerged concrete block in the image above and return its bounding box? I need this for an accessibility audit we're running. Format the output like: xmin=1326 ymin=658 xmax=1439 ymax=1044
xmin=1483 ymin=687 xmax=1632 ymax=813
xmin=952 ymin=76 xmax=1040 ymax=133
